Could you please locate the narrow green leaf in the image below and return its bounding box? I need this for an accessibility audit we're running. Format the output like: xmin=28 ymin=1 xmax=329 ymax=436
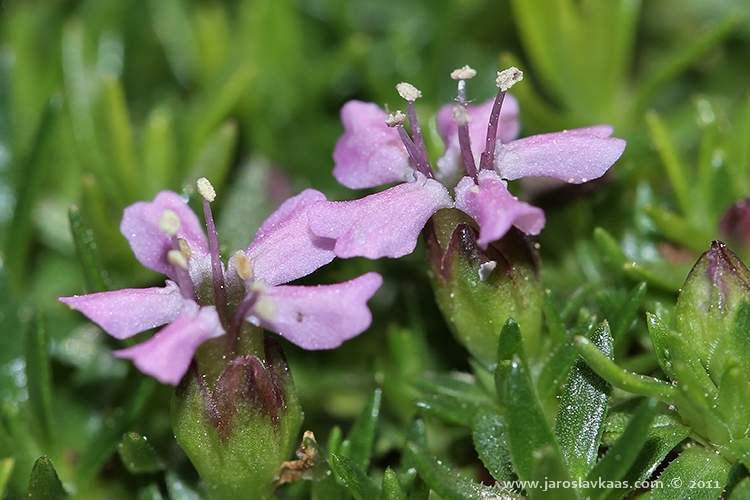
xmin=187 ymin=61 xmax=253 ymax=160
xmin=727 ymin=93 xmax=750 ymax=197
xmin=100 ymin=76 xmax=139 ymax=201
xmin=575 ymin=336 xmax=676 ymax=403
xmin=400 ymin=419 xmax=427 ymax=474
xmin=642 ymin=204 xmax=712 ymax=253
xmin=506 ymin=355 xmax=563 ymax=482
xmin=164 ymin=471 xmax=202 ymax=500
xmin=407 ymin=473 xmax=429 ymax=500
xmin=142 ymin=104 xmax=177 ymax=196
xmin=644 ymin=111 xmax=693 ymax=219
xmin=726 ymin=444 xmax=750 ymax=486
xmin=601 ymin=413 xmax=690 ymax=500
xmin=610 ymin=282 xmax=647 ymax=344
xmin=556 ymin=321 xmax=612 ymax=480
xmin=27 ymin=456 xmax=66 ymax=499
xmin=695 ymin=99 xmax=719 ymax=222
xmin=730 ymin=300 xmax=750 ymax=376
xmin=636 ymin=14 xmax=742 ymax=115
xmin=528 ymin=446 xmax=576 ymax=500
xmin=330 ymin=454 xmax=378 ymax=500
xmin=584 ymin=399 xmax=658 ymax=500
xmin=729 ymin=478 xmax=750 ymax=500
xmin=717 ymin=361 xmax=750 ymax=440
xmin=593 ymin=227 xmax=629 ymax=275
xmin=4 ymin=98 xmax=59 ymax=292
xmin=671 ymin=361 xmax=729 ymax=445
xmin=339 ymin=388 xmax=381 ymax=471
xmin=646 ymin=313 xmax=678 ymax=381
xmin=472 ymin=409 xmax=514 ymax=483
xmin=405 ymin=442 xmax=521 ymax=500
xmin=183 ymin=120 xmax=238 ymax=190
xmin=136 ymin=483 xmax=165 ymax=500
xmin=495 ymin=319 xmax=527 ymax=405
xmin=67 ymin=205 xmax=112 ymax=293
xmin=542 ymin=289 xmax=567 ymax=344
xmin=326 ymin=425 xmax=343 ymax=457
xmin=148 ymin=0 xmax=199 ymax=85
xmin=117 ymin=432 xmax=162 ymax=474
xmin=25 ymin=314 xmax=54 ymax=449
xmin=381 ymin=467 xmax=408 ymax=500
xmin=622 ymin=261 xmax=684 ymax=293
xmin=649 ymin=446 xmax=730 ymax=500
xmin=415 ymin=372 xmax=495 ymax=427
xmin=497 ymin=319 xmax=526 ymax=365
xmin=76 ymin=376 xmax=156 ymax=483
xmin=0 ymin=457 xmax=14 ymax=497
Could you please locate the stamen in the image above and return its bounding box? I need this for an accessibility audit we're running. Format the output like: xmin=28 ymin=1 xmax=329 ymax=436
xmin=396 ymin=82 xmax=421 ymax=102
xmin=167 ymin=249 xmax=188 ymax=269
xmin=396 ymin=82 xmax=432 ymax=181
xmin=234 ymin=251 xmax=254 ymax=281
xmin=226 ymin=291 xmax=260 ymax=355
xmin=197 ymin=177 xmax=229 ymax=326
xmin=452 ymin=105 xmax=477 ymax=179
xmin=385 ymin=111 xmax=407 ymax=127
xmin=178 ymin=238 xmax=191 ymax=260
xmin=451 ymin=65 xmax=478 ymax=180
xmin=495 ymin=67 xmax=523 ymax=92
xmin=479 ymin=67 xmax=523 ymax=172
xmin=253 ymin=297 xmax=277 ymax=322
xmin=386 ymin=112 xmax=433 ymax=178
xmin=196 ymin=177 xmax=216 ymax=202
xmin=159 ymin=210 xmax=181 ymax=236
xmin=450 ymin=65 xmax=477 ymax=80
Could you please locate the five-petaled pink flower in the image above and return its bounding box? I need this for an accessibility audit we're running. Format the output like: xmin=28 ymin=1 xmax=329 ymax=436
xmin=60 ymin=179 xmax=382 ymax=385
xmin=308 ymin=66 xmax=626 ymax=257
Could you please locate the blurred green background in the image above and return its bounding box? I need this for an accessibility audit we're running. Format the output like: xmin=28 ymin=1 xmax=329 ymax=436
xmin=0 ymin=0 xmax=749 ymax=497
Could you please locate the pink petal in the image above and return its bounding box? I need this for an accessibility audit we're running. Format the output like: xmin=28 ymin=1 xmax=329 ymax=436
xmin=246 ymin=189 xmax=335 ymax=286
xmin=436 ymin=95 xmax=520 ymax=183
xmin=120 ymin=191 xmax=209 ymax=279
xmin=59 ymin=281 xmax=184 ymax=339
xmin=455 ymin=171 xmax=545 ymax=248
xmin=114 ymin=302 xmax=225 ymax=385
xmin=254 ymin=272 xmax=383 ymax=349
xmin=494 ymin=125 xmax=626 ymax=183
xmin=308 ymin=174 xmax=453 ymax=259
xmin=333 ymin=101 xmax=414 ymax=189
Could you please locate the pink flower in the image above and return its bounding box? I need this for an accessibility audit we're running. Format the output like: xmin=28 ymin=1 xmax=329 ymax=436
xmin=309 ymin=67 xmax=626 ymax=257
xmin=60 ymin=181 xmax=382 ymax=385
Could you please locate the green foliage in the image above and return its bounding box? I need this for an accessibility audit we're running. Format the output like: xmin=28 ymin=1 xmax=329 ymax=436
xmin=1 ymin=0 xmax=750 ymax=498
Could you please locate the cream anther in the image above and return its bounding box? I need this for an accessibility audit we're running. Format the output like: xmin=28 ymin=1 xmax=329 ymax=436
xmin=178 ymin=238 xmax=192 ymax=259
xmin=396 ymin=82 xmax=421 ymax=102
xmin=167 ymin=249 xmax=188 ymax=269
xmin=196 ymin=177 xmax=216 ymax=202
xmin=496 ymin=67 xmax=523 ymax=92
xmin=159 ymin=210 xmax=181 ymax=236
xmin=253 ymin=297 xmax=277 ymax=322
xmin=385 ymin=111 xmax=407 ymax=127
xmin=451 ymin=105 xmax=472 ymax=126
xmin=234 ymin=251 xmax=254 ymax=280
xmin=451 ymin=65 xmax=477 ymax=80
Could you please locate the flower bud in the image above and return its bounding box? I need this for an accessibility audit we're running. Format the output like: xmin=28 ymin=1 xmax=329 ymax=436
xmin=171 ymin=335 xmax=303 ymax=499
xmin=425 ymin=209 xmax=543 ymax=365
xmin=719 ymin=198 xmax=750 ymax=255
xmin=675 ymin=240 xmax=750 ymax=382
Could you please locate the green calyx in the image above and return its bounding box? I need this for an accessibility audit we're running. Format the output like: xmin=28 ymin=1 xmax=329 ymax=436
xmin=171 ymin=335 xmax=303 ymax=500
xmin=425 ymin=209 xmax=543 ymax=365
